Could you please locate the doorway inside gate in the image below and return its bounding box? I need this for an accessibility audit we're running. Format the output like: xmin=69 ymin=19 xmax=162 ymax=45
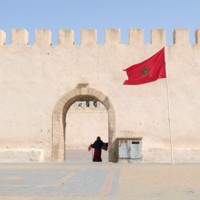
xmin=65 ymin=98 xmax=108 ymax=162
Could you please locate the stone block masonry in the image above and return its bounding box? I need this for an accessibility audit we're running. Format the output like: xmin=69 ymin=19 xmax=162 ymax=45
xmin=0 ymin=28 xmax=200 ymax=163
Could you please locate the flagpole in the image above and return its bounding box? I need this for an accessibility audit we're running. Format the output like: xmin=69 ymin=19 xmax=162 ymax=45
xmin=164 ymin=47 xmax=174 ymax=164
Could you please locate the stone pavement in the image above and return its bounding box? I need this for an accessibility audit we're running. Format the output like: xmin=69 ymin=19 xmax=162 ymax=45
xmin=0 ymin=149 xmax=200 ymax=200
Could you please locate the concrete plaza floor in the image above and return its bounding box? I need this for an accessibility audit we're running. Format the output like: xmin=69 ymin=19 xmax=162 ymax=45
xmin=0 ymin=149 xmax=200 ymax=200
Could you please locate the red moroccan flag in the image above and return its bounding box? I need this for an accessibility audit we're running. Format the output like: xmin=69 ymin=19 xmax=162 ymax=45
xmin=123 ymin=48 xmax=166 ymax=85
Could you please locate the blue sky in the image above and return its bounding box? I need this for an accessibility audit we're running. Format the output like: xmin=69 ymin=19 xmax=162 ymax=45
xmin=0 ymin=0 xmax=199 ymax=45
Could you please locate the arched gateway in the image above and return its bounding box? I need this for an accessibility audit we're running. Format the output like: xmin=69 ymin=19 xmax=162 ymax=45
xmin=51 ymin=83 xmax=116 ymax=162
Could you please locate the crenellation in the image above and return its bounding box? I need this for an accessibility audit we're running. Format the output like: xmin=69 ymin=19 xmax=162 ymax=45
xmin=129 ymin=29 xmax=144 ymax=45
xmin=69 ymin=101 xmax=105 ymax=110
xmin=35 ymin=29 xmax=52 ymax=46
xmin=97 ymin=102 xmax=101 ymax=108
xmin=89 ymin=101 xmax=94 ymax=107
xmin=11 ymin=29 xmax=28 ymax=45
xmin=58 ymin=29 xmax=74 ymax=46
xmin=173 ymin=29 xmax=189 ymax=45
xmin=80 ymin=101 xmax=85 ymax=108
xmin=105 ymin=29 xmax=120 ymax=44
xmin=0 ymin=30 xmax=6 ymax=45
xmin=151 ymin=29 xmax=166 ymax=46
xmin=74 ymin=102 xmax=79 ymax=108
xmin=0 ymin=29 xmax=199 ymax=46
xmin=81 ymin=29 xmax=97 ymax=45
xmin=195 ymin=29 xmax=200 ymax=44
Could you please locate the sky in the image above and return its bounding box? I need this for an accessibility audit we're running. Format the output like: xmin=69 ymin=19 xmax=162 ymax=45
xmin=0 ymin=0 xmax=199 ymax=45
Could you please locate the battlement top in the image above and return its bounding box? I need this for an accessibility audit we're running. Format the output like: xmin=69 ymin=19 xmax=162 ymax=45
xmin=69 ymin=101 xmax=105 ymax=111
xmin=0 ymin=28 xmax=200 ymax=46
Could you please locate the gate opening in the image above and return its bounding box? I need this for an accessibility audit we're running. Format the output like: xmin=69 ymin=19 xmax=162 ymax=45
xmin=65 ymin=98 xmax=108 ymax=162
xmin=52 ymin=84 xmax=116 ymax=162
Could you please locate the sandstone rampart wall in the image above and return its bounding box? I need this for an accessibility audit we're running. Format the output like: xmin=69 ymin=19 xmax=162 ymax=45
xmin=0 ymin=28 xmax=200 ymax=162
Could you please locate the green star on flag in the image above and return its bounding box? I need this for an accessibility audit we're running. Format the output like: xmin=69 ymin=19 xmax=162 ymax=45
xmin=141 ymin=66 xmax=150 ymax=77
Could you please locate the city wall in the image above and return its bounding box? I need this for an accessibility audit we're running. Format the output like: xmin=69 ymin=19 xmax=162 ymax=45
xmin=0 ymin=28 xmax=200 ymax=163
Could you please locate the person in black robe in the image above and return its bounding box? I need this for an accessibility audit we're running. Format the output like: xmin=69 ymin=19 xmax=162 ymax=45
xmin=88 ymin=136 xmax=108 ymax=162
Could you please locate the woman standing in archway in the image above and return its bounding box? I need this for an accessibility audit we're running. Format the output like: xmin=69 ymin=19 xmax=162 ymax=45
xmin=88 ymin=137 xmax=108 ymax=162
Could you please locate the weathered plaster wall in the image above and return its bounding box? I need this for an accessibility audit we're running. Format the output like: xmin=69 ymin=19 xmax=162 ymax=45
xmin=0 ymin=28 xmax=200 ymax=162
xmin=65 ymin=101 xmax=108 ymax=148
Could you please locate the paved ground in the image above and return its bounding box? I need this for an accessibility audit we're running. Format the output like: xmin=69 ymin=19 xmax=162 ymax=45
xmin=0 ymin=149 xmax=200 ymax=199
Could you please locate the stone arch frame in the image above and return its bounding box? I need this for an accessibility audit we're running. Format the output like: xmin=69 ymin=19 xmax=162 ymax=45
xmin=52 ymin=83 xmax=116 ymax=162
